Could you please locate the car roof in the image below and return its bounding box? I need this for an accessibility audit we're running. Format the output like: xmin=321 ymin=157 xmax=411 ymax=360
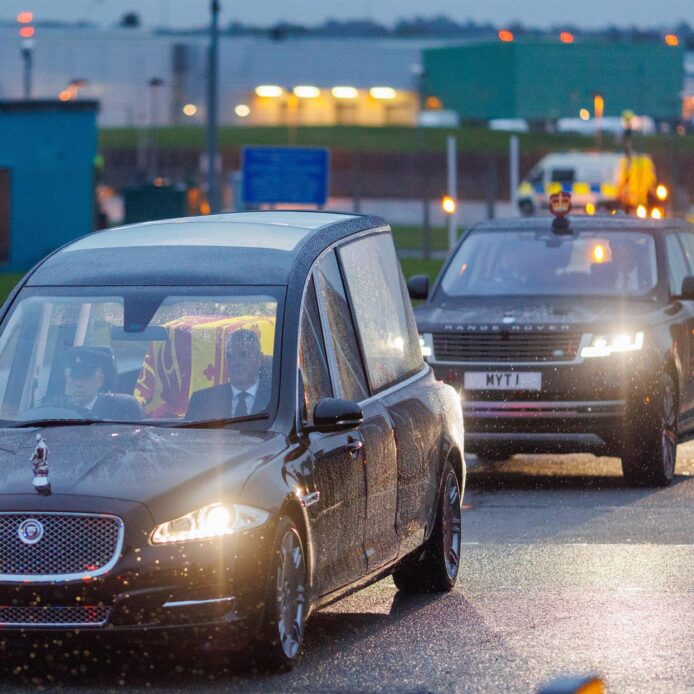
xmin=468 ymin=215 xmax=692 ymax=235
xmin=25 ymin=211 xmax=385 ymax=287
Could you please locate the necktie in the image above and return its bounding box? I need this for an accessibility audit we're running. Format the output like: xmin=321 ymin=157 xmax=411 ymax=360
xmin=235 ymin=391 xmax=249 ymax=417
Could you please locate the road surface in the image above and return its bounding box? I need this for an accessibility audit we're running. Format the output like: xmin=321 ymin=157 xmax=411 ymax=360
xmin=3 ymin=445 xmax=694 ymax=692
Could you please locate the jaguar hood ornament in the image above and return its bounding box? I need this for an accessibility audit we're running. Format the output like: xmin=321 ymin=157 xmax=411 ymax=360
xmin=31 ymin=434 xmax=51 ymax=496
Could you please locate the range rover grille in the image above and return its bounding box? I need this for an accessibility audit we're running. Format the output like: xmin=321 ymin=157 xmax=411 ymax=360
xmin=433 ymin=331 xmax=583 ymax=363
xmin=0 ymin=513 xmax=123 ymax=581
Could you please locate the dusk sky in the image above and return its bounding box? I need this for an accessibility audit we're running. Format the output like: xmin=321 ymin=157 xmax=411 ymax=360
xmin=0 ymin=0 xmax=693 ymax=30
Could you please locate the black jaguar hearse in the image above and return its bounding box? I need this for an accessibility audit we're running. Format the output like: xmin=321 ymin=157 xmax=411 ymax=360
xmin=0 ymin=211 xmax=464 ymax=669
xmin=411 ymin=205 xmax=694 ymax=488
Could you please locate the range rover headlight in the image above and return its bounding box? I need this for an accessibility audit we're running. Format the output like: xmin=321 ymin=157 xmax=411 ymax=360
xmin=419 ymin=333 xmax=433 ymax=359
xmin=151 ymin=503 xmax=270 ymax=544
xmin=580 ymin=332 xmax=644 ymax=358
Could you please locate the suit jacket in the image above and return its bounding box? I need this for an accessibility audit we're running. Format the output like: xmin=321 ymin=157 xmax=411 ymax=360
xmin=186 ymin=374 xmax=271 ymax=422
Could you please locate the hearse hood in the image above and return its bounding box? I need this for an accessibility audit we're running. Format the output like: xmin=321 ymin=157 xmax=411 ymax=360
xmin=0 ymin=425 xmax=286 ymax=517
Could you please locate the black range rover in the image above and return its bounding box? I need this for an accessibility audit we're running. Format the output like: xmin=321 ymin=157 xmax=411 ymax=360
xmin=411 ymin=215 xmax=694 ymax=487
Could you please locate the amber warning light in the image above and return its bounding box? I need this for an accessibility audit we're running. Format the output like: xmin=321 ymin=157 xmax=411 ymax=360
xmin=550 ymin=192 xmax=572 ymax=233
xmin=549 ymin=191 xmax=572 ymax=217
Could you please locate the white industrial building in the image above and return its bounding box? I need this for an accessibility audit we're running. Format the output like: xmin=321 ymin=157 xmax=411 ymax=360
xmin=0 ymin=25 xmax=440 ymax=127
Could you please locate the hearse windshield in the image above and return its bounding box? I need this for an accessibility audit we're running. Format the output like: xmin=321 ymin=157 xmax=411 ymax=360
xmin=0 ymin=287 xmax=282 ymax=427
xmin=439 ymin=229 xmax=658 ymax=298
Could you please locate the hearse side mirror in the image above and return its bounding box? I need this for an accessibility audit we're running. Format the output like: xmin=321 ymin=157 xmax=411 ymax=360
xmin=679 ymin=276 xmax=694 ymax=301
xmin=407 ymin=275 xmax=429 ymax=301
xmin=312 ymin=398 xmax=363 ymax=432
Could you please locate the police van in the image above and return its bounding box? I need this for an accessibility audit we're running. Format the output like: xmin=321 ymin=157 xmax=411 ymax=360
xmin=410 ymin=194 xmax=694 ymax=487
xmin=517 ymin=151 xmax=665 ymax=218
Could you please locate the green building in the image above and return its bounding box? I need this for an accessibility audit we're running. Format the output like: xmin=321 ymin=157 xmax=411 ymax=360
xmin=423 ymin=41 xmax=684 ymax=123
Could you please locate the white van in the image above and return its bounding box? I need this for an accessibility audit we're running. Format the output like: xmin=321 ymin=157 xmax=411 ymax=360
xmin=518 ymin=151 xmax=661 ymax=217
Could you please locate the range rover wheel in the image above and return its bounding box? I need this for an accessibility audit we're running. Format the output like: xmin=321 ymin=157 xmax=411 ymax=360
xmin=255 ymin=516 xmax=307 ymax=671
xmin=621 ymin=372 xmax=677 ymax=488
xmin=393 ymin=461 xmax=462 ymax=593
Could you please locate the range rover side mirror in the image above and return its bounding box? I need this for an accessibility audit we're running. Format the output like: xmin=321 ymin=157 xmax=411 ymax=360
xmin=680 ymin=276 xmax=694 ymax=301
xmin=407 ymin=275 xmax=429 ymax=301
xmin=312 ymin=398 xmax=363 ymax=432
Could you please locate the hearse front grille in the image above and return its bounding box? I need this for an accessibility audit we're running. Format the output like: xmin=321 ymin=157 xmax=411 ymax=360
xmin=0 ymin=512 xmax=124 ymax=582
xmin=433 ymin=331 xmax=584 ymax=363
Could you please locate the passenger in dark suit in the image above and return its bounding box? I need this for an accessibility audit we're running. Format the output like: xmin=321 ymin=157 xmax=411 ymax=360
xmin=186 ymin=329 xmax=271 ymax=421
xmin=60 ymin=347 xmax=143 ymax=421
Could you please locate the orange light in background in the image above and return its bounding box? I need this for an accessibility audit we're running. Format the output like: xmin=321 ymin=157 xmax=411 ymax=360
xmin=592 ymin=243 xmax=606 ymax=263
xmin=656 ymin=184 xmax=668 ymax=201
xmin=58 ymin=89 xmax=73 ymax=101
xmin=636 ymin=205 xmax=647 ymax=219
xmin=442 ymin=195 xmax=457 ymax=214
xmin=17 ymin=11 xmax=33 ymax=23
xmin=426 ymin=96 xmax=442 ymax=109
xmin=585 ymin=202 xmax=596 ymax=216
xmin=651 ymin=207 xmax=664 ymax=219
xmin=579 ymin=108 xmax=590 ymax=121
xmin=498 ymin=29 xmax=514 ymax=42
xmin=560 ymin=31 xmax=574 ymax=44
xmin=665 ymin=34 xmax=679 ymax=46
xmin=19 ymin=26 xmax=35 ymax=38
xmin=594 ymin=94 xmax=605 ymax=119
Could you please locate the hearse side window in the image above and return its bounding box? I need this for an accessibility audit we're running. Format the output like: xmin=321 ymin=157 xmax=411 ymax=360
xmin=314 ymin=251 xmax=369 ymax=402
xmin=338 ymin=233 xmax=423 ymax=392
xmin=298 ymin=277 xmax=332 ymax=424
xmin=665 ymin=234 xmax=689 ymax=295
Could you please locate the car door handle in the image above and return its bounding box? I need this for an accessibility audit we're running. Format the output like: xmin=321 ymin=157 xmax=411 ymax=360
xmin=346 ymin=436 xmax=363 ymax=457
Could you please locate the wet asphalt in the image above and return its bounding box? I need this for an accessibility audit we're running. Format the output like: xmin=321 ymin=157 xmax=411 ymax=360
xmin=2 ymin=445 xmax=694 ymax=692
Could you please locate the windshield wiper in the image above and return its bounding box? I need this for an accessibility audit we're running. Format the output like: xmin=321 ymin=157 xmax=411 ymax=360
xmin=7 ymin=418 xmax=106 ymax=429
xmin=6 ymin=418 xmax=152 ymax=429
xmin=172 ymin=413 xmax=269 ymax=429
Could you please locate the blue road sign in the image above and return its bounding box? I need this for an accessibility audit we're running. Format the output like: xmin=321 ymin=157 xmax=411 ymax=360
xmin=242 ymin=147 xmax=329 ymax=206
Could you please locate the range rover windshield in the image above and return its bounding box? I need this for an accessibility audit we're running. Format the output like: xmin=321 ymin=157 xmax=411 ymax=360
xmin=439 ymin=230 xmax=658 ymax=298
xmin=0 ymin=287 xmax=281 ymax=427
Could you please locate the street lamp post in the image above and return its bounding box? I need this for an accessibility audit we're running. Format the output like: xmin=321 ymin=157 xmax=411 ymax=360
xmin=148 ymin=77 xmax=164 ymax=181
xmin=21 ymin=42 xmax=33 ymax=99
xmin=17 ymin=12 xmax=35 ymax=99
xmin=206 ymin=0 xmax=221 ymax=214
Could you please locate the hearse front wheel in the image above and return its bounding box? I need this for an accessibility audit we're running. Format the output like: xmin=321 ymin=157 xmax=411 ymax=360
xmin=255 ymin=516 xmax=307 ymax=671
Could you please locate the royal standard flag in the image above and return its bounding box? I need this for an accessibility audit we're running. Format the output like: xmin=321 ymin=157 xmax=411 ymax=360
xmin=134 ymin=315 xmax=275 ymax=418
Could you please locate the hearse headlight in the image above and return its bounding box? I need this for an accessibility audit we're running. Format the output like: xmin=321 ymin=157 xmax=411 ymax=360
xmin=580 ymin=332 xmax=644 ymax=358
xmin=151 ymin=503 xmax=270 ymax=544
xmin=419 ymin=333 xmax=434 ymax=359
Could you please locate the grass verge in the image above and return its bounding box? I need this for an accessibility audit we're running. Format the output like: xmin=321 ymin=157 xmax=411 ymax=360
xmin=99 ymin=125 xmax=694 ymax=155
xmin=391 ymin=225 xmax=448 ymax=251
xmin=0 ymin=274 xmax=23 ymax=305
xmin=399 ymin=258 xmax=444 ymax=281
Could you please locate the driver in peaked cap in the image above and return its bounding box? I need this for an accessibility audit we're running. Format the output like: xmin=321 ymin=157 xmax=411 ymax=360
xmin=60 ymin=347 xmax=143 ymax=421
